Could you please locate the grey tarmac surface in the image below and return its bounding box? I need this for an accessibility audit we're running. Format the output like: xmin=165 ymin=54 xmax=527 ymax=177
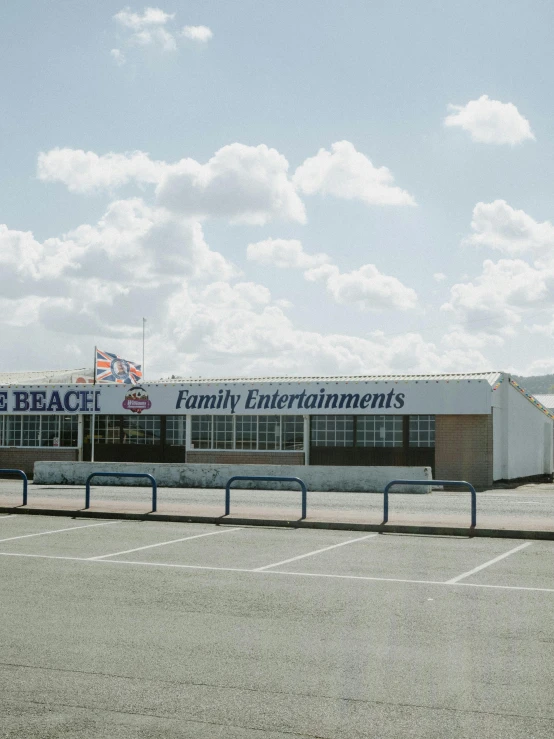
xmin=0 ymin=515 xmax=553 ymax=738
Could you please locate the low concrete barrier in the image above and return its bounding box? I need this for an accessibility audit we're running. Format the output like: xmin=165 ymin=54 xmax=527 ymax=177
xmin=34 ymin=462 xmax=432 ymax=493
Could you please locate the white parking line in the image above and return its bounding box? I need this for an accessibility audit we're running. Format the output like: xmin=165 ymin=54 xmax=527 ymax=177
xmin=0 ymin=514 xmax=17 ymax=520
xmin=0 ymin=550 xmax=552 ymax=593
xmin=0 ymin=520 xmax=120 ymax=544
xmin=445 ymin=542 xmax=533 ymax=584
xmin=87 ymin=526 xmax=243 ymax=560
xmin=253 ymin=533 xmax=379 ymax=571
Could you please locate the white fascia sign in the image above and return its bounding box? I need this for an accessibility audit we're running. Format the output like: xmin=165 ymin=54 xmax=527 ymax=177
xmin=0 ymin=380 xmax=493 ymax=416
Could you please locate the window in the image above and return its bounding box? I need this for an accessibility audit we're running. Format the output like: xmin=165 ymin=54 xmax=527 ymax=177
xmin=4 ymin=416 xmax=22 ymax=446
xmin=311 ymin=415 xmax=354 ymax=447
xmin=85 ymin=415 xmax=120 ymax=444
xmin=409 ymin=415 xmax=435 ymax=447
xmin=123 ymin=415 xmax=161 ymax=445
xmin=191 ymin=415 xmax=303 ymax=451
xmin=41 ymin=415 xmax=61 ymax=446
xmin=60 ymin=416 xmax=79 ymax=447
xmin=165 ymin=415 xmax=186 ymax=446
xmin=258 ymin=416 xmax=280 ymax=450
xmin=282 ymin=416 xmax=304 ymax=450
xmin=213 ymin=416 xmax=233 ymax=449
xmin=84 ymin=415 xmax=163 ymax=445
xmin=22 ymin=416 xmax=40 ymax=446
xmin=235 ymin=416 xmax=257 ymax=449
xmin=357 ymin=415 xmax=403 ymax=447
xmin=0 ymin=415 xmax=78 ymax=447
xmin=191 ymin=415 xmax=215 ymax=449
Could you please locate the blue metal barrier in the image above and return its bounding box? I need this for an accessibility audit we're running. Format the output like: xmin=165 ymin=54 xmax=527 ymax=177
xmin=85 ymin=472 xmax=158 ymax=512
xmin=0 ymin=469 xmax=28 ymax=506
xmin=384 ymin=479 xmax=477 ymax=528
xmin=225 ymin=475 xmax=307 ymax=519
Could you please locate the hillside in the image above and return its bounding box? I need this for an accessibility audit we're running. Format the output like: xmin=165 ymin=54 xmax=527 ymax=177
xmin=512 ymin=374 xmax=554 ymax=394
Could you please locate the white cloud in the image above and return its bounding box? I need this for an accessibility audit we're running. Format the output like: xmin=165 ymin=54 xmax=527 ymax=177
xmin=65 ymin=198 xmax=237 ymax=284
xmin=519 ymin=357 xmax=554 ymax=376
xmin=0 ymin=197 xmax=237 ymax=338
xmin=163 ymin=282 xmax=483 ymax=378
xmin=444 ymin=95 xmax=535 ymax=145
xmin=37 ymin=148 xmax=166 ymax=193
xmin=293 ymin=140 xmax=416 ymax=207
xmin=114 ymin=7 xmax=176 ymax=51
xmin=305 ymin=263 xmax=418 ymax=312
xmin=110 ymin=48 xmax=126 ymax=66
xmin=247 ymin=238 xmax=329 ymax=269
xmin=0 ymin=199 xmax=490 ymax=378
xmin=156 ymin=143 xmax=306 ymax=225
xmin=529 ymin=320 xmax=554 ymax=338
xmin=449 ymin=201 xmax=554 ymax=341
xmin=440 ymin=329 xmax=503 ymax=351
xmin=114 ymin=7 xmax=174 ymax=30
xmin=441 ymin=258 xmax=554 ymax=335
xmin=464 ymin=200 xmax=554 ymax=255
xmin=181 ymin=25 xmax=213 ymax=42
xmin=112 ymin=8 xmax=213 ymax=58
xmin=433 ymin=272 xmax=447 ymax=282
xmin=39 ymin=144 xmax=306 ymax=225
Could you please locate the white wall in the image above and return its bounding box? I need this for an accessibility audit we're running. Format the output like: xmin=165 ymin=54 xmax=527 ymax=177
xmin=492 ymin=381 xmax=509 ymax=480
xmin=499 ymin=383 xmax=554 ymax=480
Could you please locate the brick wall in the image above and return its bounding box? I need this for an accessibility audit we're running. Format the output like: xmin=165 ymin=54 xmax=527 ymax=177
xmin=187 ymin=451 xmax=305 ymax=466
xmin=0 ymin=448 xmax=78 ymax=477
xmin=435 ymin=415 xmax=493 ymax=488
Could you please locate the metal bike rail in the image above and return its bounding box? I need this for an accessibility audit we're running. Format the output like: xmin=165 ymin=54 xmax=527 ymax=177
xmin=0 ymin=469 xmax=28 ymax=506
xmin=225 ymin=475 xmax=307 ymax=519
xmin=85 ymin=472 xmax=158 ymax=512
xmin=383 ymin=479 xmax=477 ymax=528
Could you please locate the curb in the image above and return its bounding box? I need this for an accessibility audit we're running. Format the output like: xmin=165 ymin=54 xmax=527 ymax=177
xmin=1 ymin=505 xmax=553 ymax=540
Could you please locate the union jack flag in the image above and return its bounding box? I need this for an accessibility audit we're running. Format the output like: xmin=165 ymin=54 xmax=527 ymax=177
xmin=95 ymin=349 xmax=142 ymax=384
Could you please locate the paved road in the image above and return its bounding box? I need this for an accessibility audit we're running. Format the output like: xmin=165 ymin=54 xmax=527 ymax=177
xmin=1 ymin=480 xmax=553 ymax=530
xmin=1 ymin=516 xmax=553 ymax=738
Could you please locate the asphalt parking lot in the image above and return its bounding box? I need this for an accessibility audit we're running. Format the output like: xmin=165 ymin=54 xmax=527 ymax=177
xmin=1 ymin=513 xmax=553 ymax=738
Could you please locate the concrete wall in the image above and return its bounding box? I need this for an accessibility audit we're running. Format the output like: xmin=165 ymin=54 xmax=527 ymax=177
xmin=34 ymin=461 xmax=432 ymax=493
xmin=435 ymin=415 xmax=493 ymax=488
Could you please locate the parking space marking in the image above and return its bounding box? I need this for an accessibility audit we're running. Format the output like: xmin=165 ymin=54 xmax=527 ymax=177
xmin=0 ymin=550 xmax=553 ymax=592
xmin=253 ymin=533 xmax=379 ymax=571
xmin=0 ymin=520 xmax=120 ymax=544
xmin=267 ymin=569 xmax=554 ymax=593
xmin=87 ymin=526 xmax=243 ymax=560
xmin=445 ymin=541 xmax=533 ymax=584
xmin=0 ymin=515 xmax=16 ymax=520
xmin=0 ymin=552 xmax=90 ymax=562
xmin=457 ymin=581 xmax=554 ymax=593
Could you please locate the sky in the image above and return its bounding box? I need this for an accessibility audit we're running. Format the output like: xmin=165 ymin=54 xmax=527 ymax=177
xmin=1 ymin=0 xmax=554 ymax=380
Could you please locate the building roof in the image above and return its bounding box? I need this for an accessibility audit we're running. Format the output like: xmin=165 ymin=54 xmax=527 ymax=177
xmin=0 ymin=369 xmax=506 ymax=387
xmin=534 ymin=394 xmax=554 ymax=410
xmin=160 ymin=371 xmax=505 ymax=386
xmin=0 ymin=369 xmax=94 ymax=385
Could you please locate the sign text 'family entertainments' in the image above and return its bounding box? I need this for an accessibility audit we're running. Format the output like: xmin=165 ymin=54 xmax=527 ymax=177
xmin=0 ymin=379 xmax=493 ymax=415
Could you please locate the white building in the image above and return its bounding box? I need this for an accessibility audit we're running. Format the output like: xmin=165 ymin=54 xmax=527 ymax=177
xmin=0 ymin=371 xmax=552 ymax=487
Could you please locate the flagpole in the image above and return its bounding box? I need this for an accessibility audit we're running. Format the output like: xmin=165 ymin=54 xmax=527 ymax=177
xmin=91 ymin=345 xmax=96 ymax=463
xmin=142 ymin=318 xmax=146 ymax=382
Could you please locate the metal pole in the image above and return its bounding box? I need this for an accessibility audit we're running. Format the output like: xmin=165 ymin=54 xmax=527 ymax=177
xmin=225 ymin=481 xmax=231 ymax=516
xmin=91 ymin=345 xmax=96 ymax=463
xmin=142 ymin=318 xmax=146 ymax=381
